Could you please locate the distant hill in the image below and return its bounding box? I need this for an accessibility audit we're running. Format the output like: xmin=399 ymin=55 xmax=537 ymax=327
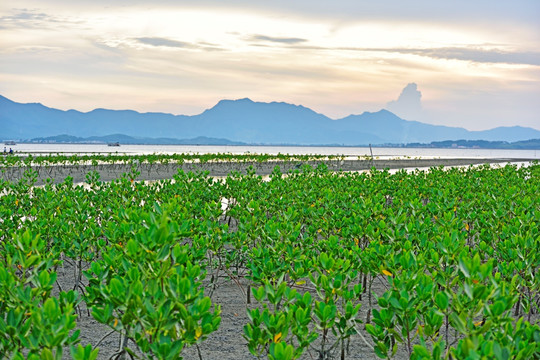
xmin=29 ymin=134 xmax=246 ymax=145
xmin=2 ymin=95 xmax=539 ymax=145
xmin=27 ymin=134 xmax=247 ymax=145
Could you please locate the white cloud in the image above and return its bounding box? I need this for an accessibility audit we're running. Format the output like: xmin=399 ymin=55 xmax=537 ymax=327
xmin=249 ymin=35 xmax=308 ymax=44
xmin=386 ymin=83 xmax=423 ymax=120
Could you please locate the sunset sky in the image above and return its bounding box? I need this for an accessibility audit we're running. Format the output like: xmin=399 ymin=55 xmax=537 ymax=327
xmin=1 ymin=0 xmax=539 ymax=130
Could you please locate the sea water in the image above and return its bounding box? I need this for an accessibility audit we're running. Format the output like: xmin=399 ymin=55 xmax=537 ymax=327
xmin=6 ymin=143 xmax=540 ymax=160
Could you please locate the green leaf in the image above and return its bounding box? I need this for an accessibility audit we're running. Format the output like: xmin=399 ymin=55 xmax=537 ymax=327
xmin=126 ymin=239 xmax=139 ymax=256
xmin=449 ymin=313 xmax=467 ymax=334
xmin=412 ymin=345 xmax=430 ymax=358
xmin=458 ymin=257 xmax=470 ymax=278
xmin=365 ymin=324 xmax=380 ymax=337
xmin=41 ymin=349 xmax=54 ymax=360
xmin=435 ymin=292 xmax=448 ymax=310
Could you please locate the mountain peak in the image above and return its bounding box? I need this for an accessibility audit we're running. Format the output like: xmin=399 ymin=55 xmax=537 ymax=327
xmin=215 ymin=98 xmax=253 ymax=106
xmin=350 ymin=109 xmax=398 ymax=118
xmin=376 ymin=109 xmax=396 ymax=116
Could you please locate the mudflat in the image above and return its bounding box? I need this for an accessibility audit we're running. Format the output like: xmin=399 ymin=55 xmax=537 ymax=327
xmin=0 ymin=157 xmax=531 ymax=185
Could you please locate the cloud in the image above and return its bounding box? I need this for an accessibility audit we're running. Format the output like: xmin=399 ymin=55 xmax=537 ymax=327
xmin=0 ymin=9 xmax=50 ymax=21
xmin=281 ymin=43 xmax=540 ymax=66
xmin=0 ymin=8 xmax=84 ymax=30
xmin=135 ymin=37 xmax=192 ymax=48
xmin=250 ymin=34 xmax=307 ymax=44
xmin=388 ymin=47 xmax=540 ymax=66
xmin=131 ymin=37 xmax=224 ymax=51
xmin=314 ymin=46 xmax=540 ymax=66
xmin=24 ymin=1 xmax=540 ymax=28
xmin=386 ymin=83 xmax=423 ymax=120
xmin=0 ymin=9 xmax=57 ymax=29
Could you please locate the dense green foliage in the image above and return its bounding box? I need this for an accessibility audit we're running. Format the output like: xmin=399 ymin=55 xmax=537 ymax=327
xmin=0 ymin=156 xmax=539 ymax=359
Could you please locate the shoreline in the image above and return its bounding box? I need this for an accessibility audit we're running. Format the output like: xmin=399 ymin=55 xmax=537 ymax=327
xmin=1 ymin=158 xmax=535 ymax=185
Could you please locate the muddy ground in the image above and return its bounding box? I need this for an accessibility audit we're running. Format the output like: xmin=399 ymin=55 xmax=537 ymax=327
xmin=55 ymin=258 xmax=398 ymax=360
xmin=2 ymin=157 xmax=531 ymax=185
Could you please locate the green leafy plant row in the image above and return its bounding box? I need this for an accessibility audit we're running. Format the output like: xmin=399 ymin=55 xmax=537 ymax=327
xmin=0 ymin=160 xmax=539 ymax=359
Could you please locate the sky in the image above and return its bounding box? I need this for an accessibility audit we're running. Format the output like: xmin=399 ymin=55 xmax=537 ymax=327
xmin=1 ymin=0 xmax=539 ymax=131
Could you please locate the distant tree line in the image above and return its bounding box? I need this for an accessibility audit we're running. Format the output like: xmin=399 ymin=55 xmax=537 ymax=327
xmin=403 ymin=138 xmax=540 ymax=150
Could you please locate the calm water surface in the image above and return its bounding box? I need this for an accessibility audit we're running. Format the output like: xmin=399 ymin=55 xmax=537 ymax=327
xmin=6 ymin=143 xmax=540 ymax=160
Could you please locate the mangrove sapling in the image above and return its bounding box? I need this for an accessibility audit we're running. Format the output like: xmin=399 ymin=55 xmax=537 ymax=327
xmin=430 ymin=230 xmax=464 ymax=351
xmin=379 ymin=267 xmax=436 ymax=358
xmin=0 ymin=231 xmax=87 ymax=358
xmin=308 ymin=251 xmax=363 ymax=360
xmin=244 ymin=279 xmax=317 ymax=360
xmin=85 ymin=213 xmax=221 ymax=360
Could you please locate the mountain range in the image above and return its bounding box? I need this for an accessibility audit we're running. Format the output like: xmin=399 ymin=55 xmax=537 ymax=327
xmin=1 ymin=95 xmax=539 ymax=145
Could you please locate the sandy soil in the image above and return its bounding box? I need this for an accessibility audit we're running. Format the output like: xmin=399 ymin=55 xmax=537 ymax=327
xmin=55 ymin=259 xmax=395 ymax=360
xmin=50 ymin=212 xmax=401 ymax=360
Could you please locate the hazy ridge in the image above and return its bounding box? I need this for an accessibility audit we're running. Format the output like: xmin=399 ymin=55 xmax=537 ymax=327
xmin=2 ymin=95 xmax=539 ymax=145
